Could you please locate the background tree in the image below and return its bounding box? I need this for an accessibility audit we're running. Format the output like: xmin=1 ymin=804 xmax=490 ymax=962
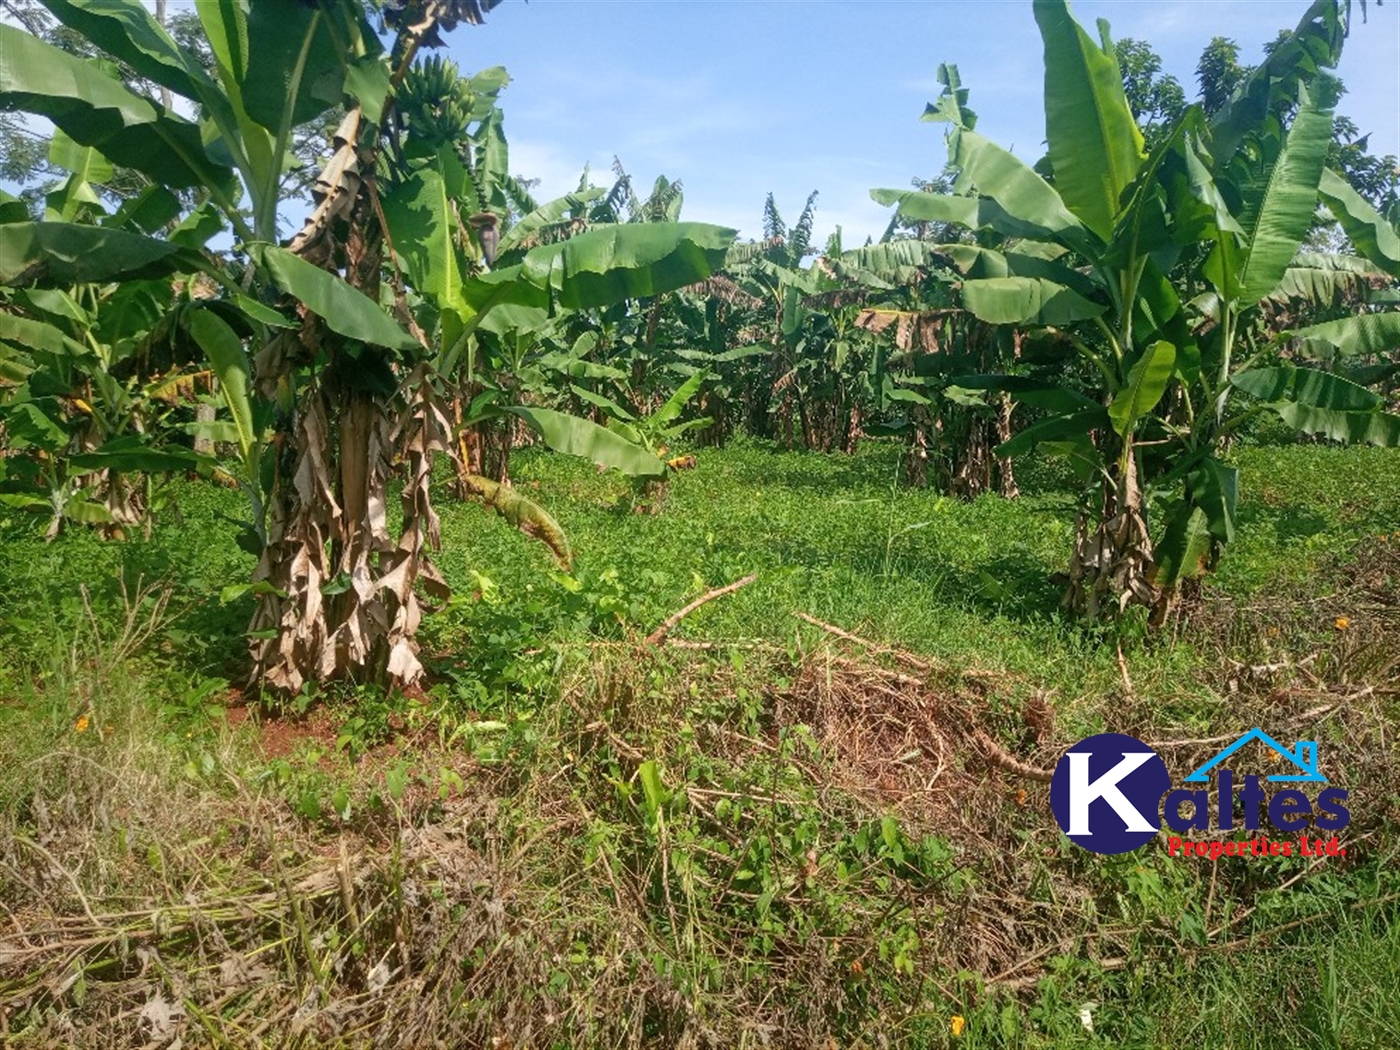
xmin=1196 ymin=36 xmax=1249 ymax=117
xmin=1116 ymin=37 xmax=1187 ymax=147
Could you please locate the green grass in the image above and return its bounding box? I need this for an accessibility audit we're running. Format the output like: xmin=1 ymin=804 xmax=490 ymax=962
xmin=1 ymin=437 xmax=1397 ymax=1047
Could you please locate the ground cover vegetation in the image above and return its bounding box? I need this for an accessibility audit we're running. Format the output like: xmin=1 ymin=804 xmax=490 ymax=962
xmin=1 ymin=0 xmax=1398 ymax=1046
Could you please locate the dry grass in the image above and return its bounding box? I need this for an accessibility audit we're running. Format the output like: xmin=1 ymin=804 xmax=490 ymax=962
xmin=3 ymin=570 xmax=1399 ymax=1047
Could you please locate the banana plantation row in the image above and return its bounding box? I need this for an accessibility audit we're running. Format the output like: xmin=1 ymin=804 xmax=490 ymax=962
xmin=1 ymin=0 xmax=1398 ymax=695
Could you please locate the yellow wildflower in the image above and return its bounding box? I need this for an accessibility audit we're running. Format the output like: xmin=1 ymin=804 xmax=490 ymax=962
xmin=1335 ymin=617 xmax=1351 ymax=630
xmin=75 ymin=715 xmax=90 ymax=733
xmin=951 ymin=1015 xmax=966 ymax=1038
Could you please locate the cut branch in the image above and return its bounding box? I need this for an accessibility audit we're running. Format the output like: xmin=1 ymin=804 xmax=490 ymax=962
xmin=645 ymin=574 xmax=758 ymax=645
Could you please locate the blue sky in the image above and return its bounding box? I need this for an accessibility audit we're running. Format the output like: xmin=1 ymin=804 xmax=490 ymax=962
xmin=445 ymin=0 xmax=1400 ymax=246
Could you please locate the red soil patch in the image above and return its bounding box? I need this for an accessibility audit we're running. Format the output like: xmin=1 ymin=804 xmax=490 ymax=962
xmin=221 ymin=694 xmax=340 ymax=760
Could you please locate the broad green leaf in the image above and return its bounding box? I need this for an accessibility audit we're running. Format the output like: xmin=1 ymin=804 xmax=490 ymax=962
xmin=537 ymin=353 xmax=627 ymax=381
xmin=881 ymin=379 xmax=931 ymax=405
xmin=382 ymin=167 xmax=466 ymax=312
xmin=519 ymin=223 xmax=734 ymax=310
xmin=0 ymin=493 xmax=49 ymax=513
xmin=1189 ymin=457 xmax=1237 ymax=542
xmin=497 ymin=189 xmax=606 ymax=257
xmin=0 ymin=23 xmax=236 ymax=193
xmin=41 ymin=0 xmax=228 ymax=118
xmin=941 ymin=385 xmax=988 ymax=408
xmin=241 ymin=1 xmax=369 ymax=132
xmin=102 ymin=184 xmax=182 ymax=235
xmin=344 ymin=53 xmax=392 ymax=127
xmin=233 ymin=294 xmax=294 ymax=329
xmin=476 ymin=110 xmax=511 ymax=212
xmin=951 ymin=374 xmax=1100 ymax=414
xmin=169 ymin=201 xmax=226 ymax=248
xmin=873 ymin=187 xmax=1071 ymax=246
xmin=462 ymin=264 xmax=529 ymax=313
xmin=16 ymin=287 xmax=89 ymax=326
xmin=1236 ymin=83 xmax=1335 ymax=305
xmin=473 ymin=300 xmax=551 ymax=340
xmin=1033 ymin=0 xmax=1145 ymax=239
xmin=1154 ymin=504 xmax=1213 ymax=587
xmin=948 ymin=128 xmax=1094 ymax=253
xmin=184 ymin=418 xmax=241 ymax=445
xmin=780 ymin=284 xmax=804 ymax=340
xmin=638 ymin=760 xmax=665 ymax=826
xmin=1267 ymin=401 xmax=1400 ymax=447
xmin=831 ymin=240 xmax=951 ymax=286
xmin=1231 ymin=365 xmax=1381 ymax=411
xmin=653 ymin=369 xmax=708 ymax=428
xmin=996 ymin=407 xmax=1108 ymax=458
xmin=93 ymin=279 xmax=166 ymax=343
xmin=47 ymin=127 xmax=113 ymax=184
xmin=961 ymin=276 xmax=1105 ymax=326
xmin=1108 ymin=340 xmax=1175 ymax=436
xmin=188 ymin=309 xmax=257 ymax=463
xmin=0 ymin=221 xmax=205 ymax=286
xmin=569 ymin=384 xmax=635 ymax=421
xmin=672 ymin=344 xmax=769 ymax=364
xmin=1131 ymin=262 xmax=1190 ymax=357
xmin=1287 ymin=312 xmax=1400 ymax=359
xmin=0 ymin=188 xmax=28 ymax=224
xmin=45 ymin=171 xmax=103 ymax=224
xmin=947 ymin=244 xmax=1101 ymax=297
xmin=0 ymin=345 xmax=34 ymax=382
xmin=505 ymin=406 xmax=666 ymax=478
xmin=1270 ymin=253 xmax=1384 ymax=304
xmin=1104 ymin=106 xmax=1201 ymax=267
xmin=253 ymin=245 xmax=420 ymax=352
xmin=1177 ymin=127 xmax=1245 ymax=244
xmin=0 ymin=312 xmax=90 ymax=361
xmin=2 ymin=399 xmax=68 ymax=449
xmin=922 ymin=63 xmax=977 ymax=129
xmin=1318 ymin=167 xmax=1400 ymax=280
xmin=199 ymin=0 xmax=249 ymax=85
xmin=1039 ymin=436 xmax=1105 ymax=482
xmin=659 ymin=417 xmax=712 ymax=441
xmin=68 ymin=437 xmax=202 ymax=476
xmin=62 ymin=496 xmax=114 ymax=524
xmin=1345 ymin=361 xmax=1400 ymax=387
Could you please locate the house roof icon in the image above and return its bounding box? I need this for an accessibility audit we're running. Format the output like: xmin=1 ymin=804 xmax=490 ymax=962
xmin=1182 ymin=728 xmax=1327 ymax=784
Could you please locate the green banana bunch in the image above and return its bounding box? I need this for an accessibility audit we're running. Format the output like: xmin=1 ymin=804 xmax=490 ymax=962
xmin=398 ymin=56 xmax=475 ymax=148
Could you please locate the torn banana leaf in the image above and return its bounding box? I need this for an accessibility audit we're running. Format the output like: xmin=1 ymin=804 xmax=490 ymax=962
xmin=459 ymin=474 xmax=572 ymax=568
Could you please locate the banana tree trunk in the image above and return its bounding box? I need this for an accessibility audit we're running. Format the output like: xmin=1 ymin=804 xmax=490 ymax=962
xmin=996 ymin=393 xmax=1019 ymax=500
xmin=248 ymin=363 xmax=450 ymax=695
xmin=1063 ymin=442 xmax=1156 ymax=620
xmin=903 ymin=412 xmax=930 ymax=488
xmin=248 ymin=105 xmax=448 ymax=695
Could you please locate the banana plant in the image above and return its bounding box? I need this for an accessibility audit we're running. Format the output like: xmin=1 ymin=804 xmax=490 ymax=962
xmin=0 ymin=138 xmax=226 ymax=539
xmin=1 ymin=0 xmax=733 ymax=695
xmin=874 ymin=0 xmax=1400 ymax=620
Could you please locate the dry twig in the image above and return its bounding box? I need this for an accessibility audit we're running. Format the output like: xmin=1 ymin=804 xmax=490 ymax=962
xmin=645 ymin=573 xmax=758 ymax=645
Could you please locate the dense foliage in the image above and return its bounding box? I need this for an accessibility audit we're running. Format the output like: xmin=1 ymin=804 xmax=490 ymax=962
xmin=2 ymin=0 xmax=1397 ymax=683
